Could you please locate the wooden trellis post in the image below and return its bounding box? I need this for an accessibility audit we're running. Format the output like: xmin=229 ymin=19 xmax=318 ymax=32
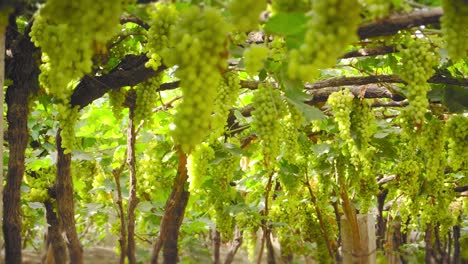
xmin=341 ymin=214 xmax=377 ymax=264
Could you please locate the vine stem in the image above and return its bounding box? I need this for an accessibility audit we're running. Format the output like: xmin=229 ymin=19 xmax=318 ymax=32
xmin=126 ymin=105 xmax=139 ymax=264
xmin=304 ymin=172 xmax=334 ymax=260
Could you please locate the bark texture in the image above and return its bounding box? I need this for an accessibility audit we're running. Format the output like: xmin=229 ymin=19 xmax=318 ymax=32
xmin=3 ymin=23 xmax=38 ymax=264
xmin=150 ymin=149 xmax=189 ymax=264
xmin=55 ymin=131 xmax=83 ymax=263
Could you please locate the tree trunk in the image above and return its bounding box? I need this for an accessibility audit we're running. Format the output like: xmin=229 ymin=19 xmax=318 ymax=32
xmin=376 ymin=188 xmax=388 ymax=249
xmin=43 ymin=199 xmax=68 ymax=264
xmin=112 ymin=165 xmax=127 ymax=264
xmin=150 ymin=148 xmax=189 ymax=264
xmin=0 ymin=12 xmax=7 ymax=251
xmin=452 ymin=223 xmax=460 ymax=264
xmin=213 ymin=229 xmax=221 ymax=264
xmin=55 ymin=131 xmax=83 ymax=263
xmin=126 ymin=106 xmax=139 ymax=264
xmin=224 ymin=229 xmax=243 ymax=264
xmin=3 ymin=26 xmax=38 ymax=264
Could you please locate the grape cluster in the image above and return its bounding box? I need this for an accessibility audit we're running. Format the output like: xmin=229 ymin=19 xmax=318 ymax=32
xmin=251 ymin=83 xmax=287 ymax=166
xmin=187 ymin=143 xmax=215 ymax=192
xmin=445 ymin=115 xmax=468 ymax=171
xmin=57 ymin=104 xmax=80 ymax=154
xmin=327 ymin=89 xmax=354 ymax=143
xmin=30 ymin=0 xmax=126 ymax=101
xmin=350 ymin=99 xmax=375 ymax=151
xmin=210 ymin=71 xmax=241 ymax=139
xmin=24 ymin=167 xmax=55 ymax=203
xmin=134 ymin=74 xmax=162 ymax=124
xmin=207 ymin=146 xmax=240 ymax=241
xmin=361 ymin=0 xmax=390 ymax=19
xmin=350 ymin=99 xmax=377 ymax=212
xmin=228 ymin=0 xmax=266 ymax=32
xmin=288 ymin=0 xmax=361 ymax=82
xmin=399 ymin=37 xmax=438 ymax=126
xmin=421 ymin=118 xmax=445 ymax=181
xmin=441 ymin=0 xmax=468 ymax=61
xmin=281 ymin=103 xmax=303 ymax=164
xmin=108 ymin=88 xmax=126 ymax=120
xmin=145 ymin=3 xmax=178 ymax=70
xmin=163 ymin=7 xmax=229 ymax=153
xmin=243 ymin=44 xmax=270 ymax=76
xmin=271 ymin=0 xmax=310 ymax=13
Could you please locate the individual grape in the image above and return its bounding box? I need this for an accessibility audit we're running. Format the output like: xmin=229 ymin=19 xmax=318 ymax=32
xmin=228 ymin=0 xmax=266 ymax=32
xmin=187 ymin=143 xmax=215 ymax=192
xmin=288 ymin=0 xmax=361 ymax=82
xmin=108 ymin=88 xmax=126 ymax=120
xmin=445 ymin=115 xmax=468 ymax=171
xmin=134 ymin=74 xmax=162 ymax=124
xmin=243 ymin=44 xmax=270 ymax=76
xmin=441 ymin=0 xmax=468 ymax=61
xmin=251 ymin=83 xmax=287 ymax=166
xmin=399 ymin=37 xmax=438 ymax=126
xmin=271 ymin=0 xmax=310 ymax=13
xmin=145 ymin=3 xmax=178 ymax=70
xmin=164 ymin=7 xmax=230 ymax=153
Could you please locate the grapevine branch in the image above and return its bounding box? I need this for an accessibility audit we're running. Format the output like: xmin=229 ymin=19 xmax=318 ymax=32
xmin=358 ymin=7 xmax=443 ymax=39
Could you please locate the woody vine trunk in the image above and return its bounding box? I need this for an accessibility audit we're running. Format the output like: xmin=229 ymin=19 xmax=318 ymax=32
xmin=3 ymin=25 xmax=38 ymax=264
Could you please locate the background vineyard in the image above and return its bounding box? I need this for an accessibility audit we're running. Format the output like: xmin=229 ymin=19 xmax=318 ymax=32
xmin=0 ymin=0 xmax=467 ymax=263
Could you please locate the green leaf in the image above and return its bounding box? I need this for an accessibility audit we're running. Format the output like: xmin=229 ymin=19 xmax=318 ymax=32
xmin=137 ymin=201 xmax=154 ymax=213
xmin=264 ymin=12 xmax=307 ymax=49
xmin=264 ymin=12 xmax=307 ymax=36
xmin=223 ymin=143 xmax=247 ymax=156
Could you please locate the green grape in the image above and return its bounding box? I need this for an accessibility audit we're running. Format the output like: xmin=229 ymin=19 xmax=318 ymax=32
xmin=108 ymin=88 xmax=126 ymax=120
xmin=269 ymin=37 xmax=287 ymax=62
xmin=145 ymin=3 xmax=179 ymax=70
xmin=445 ymin=115 xmax=468 ymax=171
xmin=206 ymin=144 xmax=240 ymax=240
xmin=399 ymin=37 xmax=438 ymax=126
xmin=210 ymin=71 xmax=241 ymax=139
xmin=251 ymin=83 xmax=287 ymax=166
xmin=421 ymin=118 xmax=445 ymax=181
xmin=228 ymin=0 xmax=266 ymax=32
xmin=441 ymin=0 xmax=468 ymax=61
xmin=281 ymin=103 xmax=303 ymax=164
xmin=30 ymin=0 xmax=127 ymax=101
xmin=163 ymin=7 xmax=230 ymax=152
xmin=350 ymin=99 xmax=375 ymax=151
xmin=243 ymin=44 xmax=270 ymax=76
xmin=187 ymin=143 xmax=215 ymax=192
xmin=327 ymin=89 xmax=354 ymax=143
xmin=134 ymin=74 xmax=162 ymax=124
xmin=271 ymin=0 xmax=310 ymax=13
xmin=361 ymin=0 xmax=390 ymax=19
xmin=137 ymin=142 xmax=174 ymax=200
xmin=57 ymin=104 xmax=80 ymax=154
xmin=288 ymin=0 xmax=361 ymax=82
